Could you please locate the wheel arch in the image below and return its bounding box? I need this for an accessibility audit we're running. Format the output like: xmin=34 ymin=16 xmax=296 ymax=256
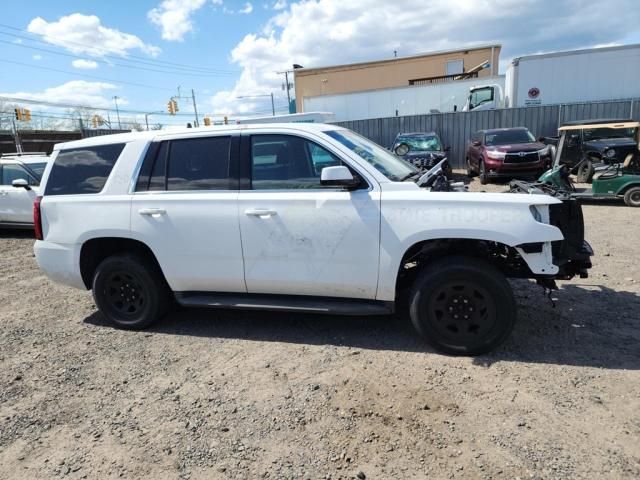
xmin=392 ymin=237 xmax=532 ymax=300
xmin=79 ymin=237 xmax=167 ymax=290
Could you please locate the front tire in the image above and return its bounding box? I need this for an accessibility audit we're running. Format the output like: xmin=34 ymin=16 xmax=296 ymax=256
xmin=466 ymin=158 xmax=476 ymax=177
xmin=624 ymin=186 xmax=640 ymax=207
xmin=92 ymin=253 xmax=169 ymax=329
xmin=576 ymin=159 xmax=594 ymax=183
xmin=408 ymin=256 xmax=516 ymax=355
xmin=479 ymin=160 xmax=489 ymax=185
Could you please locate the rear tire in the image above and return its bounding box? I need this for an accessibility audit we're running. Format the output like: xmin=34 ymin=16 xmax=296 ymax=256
xmin=92 ymin=253 xmax=169 ymax=329
xmin=479 ymin=160 xmax=489 ymax=185
xmin=408 ymin=256 xmax=516 ymax=355
xmin=624 ymin=186 xmax=640 ymax=207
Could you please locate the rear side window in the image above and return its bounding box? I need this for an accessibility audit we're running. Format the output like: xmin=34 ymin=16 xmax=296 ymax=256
xmin=167 ymin=136 xmax=231 ymax=190
xmin=45 ymin=143 xmax=125 ymax=195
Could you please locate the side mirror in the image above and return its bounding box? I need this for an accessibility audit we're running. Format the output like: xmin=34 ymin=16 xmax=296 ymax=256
xmin=537 ymin=136 xmax=545 ymax=143
xmin=12 ymin=178 xmax=31 ymax=190
xmin=444 ymin=145 xmax=451 ymax=152
xmin=320 ymin=166 xmax=359 ymax=189
xmin=472 ymin=140 xmax=481 ymax=147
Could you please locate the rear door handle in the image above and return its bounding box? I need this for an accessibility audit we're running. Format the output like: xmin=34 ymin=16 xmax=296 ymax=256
xmin=245 ymin=208 xmax=277 ymax=218
xmin=139 ymin=208 xmax=166 ymax=216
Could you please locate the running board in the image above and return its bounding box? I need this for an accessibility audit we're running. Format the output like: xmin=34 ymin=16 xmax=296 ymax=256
xmin=174 ymin=292 xmax=393 ymax=316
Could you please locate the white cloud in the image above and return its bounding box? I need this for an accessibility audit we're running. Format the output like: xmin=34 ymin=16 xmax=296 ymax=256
xmin=72 ymin=59 xmax=99 ymax=69
xmin=211 ymin=0 xmax=640 ymax=114
xmin=0 ymin=80 xmax=120 ymax=108
xmin=240 ymin=2 xmax=254 ymax=14
xmin=32 ymin=54 xmax=42 ymax=60
xmin=28 ymin=13 xmax=160 ymax=57
xmin=148 ymin=0 xmax=207 ymax=41
xmin=272 ymin=0 xmax=287 ymax=9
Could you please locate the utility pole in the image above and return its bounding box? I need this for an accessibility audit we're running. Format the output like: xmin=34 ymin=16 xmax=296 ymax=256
xmin=270 ymin=92 xmax=275 ymax=116
xmin=11 ymin=118 xmax=23 ymax=154
xmin=191 ymin=89 xmax=200 ymax=127
xmin=107 ymin=113 xmax=112 ymax=130
xmin=113 ymin=96 xmax=122 ymax=129
xmin=284 ymin=71 xmax=291 ymax=105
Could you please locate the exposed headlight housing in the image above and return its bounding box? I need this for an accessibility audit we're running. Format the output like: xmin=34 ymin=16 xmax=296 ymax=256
xmin=529 ymin=205 xmax=543 ymax=223
xmin=605 ymin=148 xmax=616 ymax=158
xmin=538 ymin=145 xmax=551 ymax=156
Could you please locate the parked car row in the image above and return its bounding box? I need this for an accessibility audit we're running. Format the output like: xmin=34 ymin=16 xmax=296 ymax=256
xmin=390 ymin=119 xmax=637 ymax=190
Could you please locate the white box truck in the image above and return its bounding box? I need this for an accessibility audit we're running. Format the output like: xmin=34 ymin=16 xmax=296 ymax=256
xmin=466 ymin=43 xmax=640 ymax=110
xmin=302 ymin=76 xmax=504 ymax=122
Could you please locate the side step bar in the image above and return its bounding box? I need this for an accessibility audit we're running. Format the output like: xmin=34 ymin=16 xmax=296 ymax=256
xmin=174 ymin=292 xmax=394 ymax=316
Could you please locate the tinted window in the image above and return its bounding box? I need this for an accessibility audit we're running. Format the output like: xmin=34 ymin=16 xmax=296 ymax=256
xmin=251 ymin=135 xmax=343 ymax=190
xmin=26 ymin=162 xmax=47 ymax=179
xmin=149 ymin=142 xmax=168 ymax=191
xmin=485 ymin=129 xmax=535 ymax=146
xmin=167 ymin=136 xmax=230 ymax=191
xmin=45 ymin=144 xmax=125 ymax=195
xmin=2 ymin=164 xmax=37 ymax=186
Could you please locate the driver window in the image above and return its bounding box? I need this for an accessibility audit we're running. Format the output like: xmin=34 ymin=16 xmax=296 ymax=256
xmin=470 ymin=88 xmax=494 ymax=108
xmin=251 ymin=134 xmax=346 ymax=190
xmin=1 ymin=164 xmax=37 ymax=186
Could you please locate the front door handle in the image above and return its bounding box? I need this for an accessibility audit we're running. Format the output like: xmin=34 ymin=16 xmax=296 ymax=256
xmin=245 ymin=208 xmax=277 ymax=218
xmin=139 ymin=208 xmax=166 ymax=217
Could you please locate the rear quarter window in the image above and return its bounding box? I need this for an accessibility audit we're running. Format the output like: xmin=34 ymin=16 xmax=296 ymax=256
xmin=45 ymin=143 xmax=126 ymax=195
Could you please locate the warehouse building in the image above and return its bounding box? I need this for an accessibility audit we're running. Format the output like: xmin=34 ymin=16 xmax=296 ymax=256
xmin=293 ymin=44 xmax=501 ymax=113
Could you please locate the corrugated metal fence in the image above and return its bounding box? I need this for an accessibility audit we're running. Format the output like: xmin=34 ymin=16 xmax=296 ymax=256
xmin=333 ymin=98 xmax=640 ymax=168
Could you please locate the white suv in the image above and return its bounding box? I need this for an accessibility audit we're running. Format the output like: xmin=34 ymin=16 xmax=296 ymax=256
xmin=0 ymin=154 xmax=48 ymax=228
xmin=34 ymin=124 xmax=592 ymax=355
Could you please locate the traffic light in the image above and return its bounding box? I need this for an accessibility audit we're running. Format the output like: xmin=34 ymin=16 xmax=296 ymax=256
xmin=203 ymin=116 xmax=211 ymax=126
xmin=14 ymin=108 xmax=23 ymax=121
xmin=23 ymin=109 xmax=31 ymax=122
xmin=167 ymin=99 xmax=179 ymax=115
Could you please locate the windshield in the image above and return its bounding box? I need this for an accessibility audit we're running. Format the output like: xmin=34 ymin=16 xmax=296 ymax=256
xmin=583 ymin=127 xmax=635 ymax=140
xmin=394 ymin=135 xmax=442 ymax=151
xmin=326 ymin=129 xmax=417 ymax=181
xmin=26 ymin=162 xmax=47 ymax=178
xmin=485 ymin=129 xmax=535 ymax=146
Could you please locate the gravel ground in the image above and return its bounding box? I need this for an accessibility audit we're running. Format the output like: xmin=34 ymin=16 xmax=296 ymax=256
xmin=1 ymin=176 xmax=639 ymax=479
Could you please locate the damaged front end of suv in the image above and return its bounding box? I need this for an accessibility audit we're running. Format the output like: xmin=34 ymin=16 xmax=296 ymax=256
xmin=509 ymin=180 xmax=593 ymax=287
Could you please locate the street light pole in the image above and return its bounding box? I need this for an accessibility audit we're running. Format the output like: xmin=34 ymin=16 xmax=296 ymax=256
xmin=113 ymin=96 xmax=122 ymax=129
xmin=236 ymin=93 xmax=277 ymax=116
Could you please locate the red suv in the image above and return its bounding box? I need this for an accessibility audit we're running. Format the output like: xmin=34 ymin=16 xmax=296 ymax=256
xmin=466 ymin=127 xmax=552 ymax=184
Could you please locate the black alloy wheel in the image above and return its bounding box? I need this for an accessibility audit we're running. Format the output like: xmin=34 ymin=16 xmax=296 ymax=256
xmin=93 ymin=253 xmax=169 ymax=329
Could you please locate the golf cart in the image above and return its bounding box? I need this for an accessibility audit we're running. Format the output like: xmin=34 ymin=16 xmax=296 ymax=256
xmin=541 ymin=119 xmax=638 ymax=182
xmin=535 ymin=120 xmax=640 ymax=207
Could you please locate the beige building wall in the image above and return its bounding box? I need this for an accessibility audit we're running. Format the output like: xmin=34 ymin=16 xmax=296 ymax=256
xmin=294 ymin=45 xmax=501 ymax=112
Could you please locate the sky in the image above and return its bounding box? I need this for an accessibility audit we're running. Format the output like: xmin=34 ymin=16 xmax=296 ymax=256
xmin=1 ymin=0 xmax=640 ymax=128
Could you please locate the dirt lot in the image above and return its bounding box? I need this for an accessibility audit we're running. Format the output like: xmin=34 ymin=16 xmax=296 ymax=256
xmin=1 ymin=177 xmax=639 ymax=480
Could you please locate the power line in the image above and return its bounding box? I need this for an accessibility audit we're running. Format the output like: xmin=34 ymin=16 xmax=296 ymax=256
xmin=0 ymin=38 xmax=234 ymax=77
xmin=0 ymin=23 xmax=238 ymax=74
xmin=0 ymin=58 xmax=176 ymax=91
xmin=0 ymin=96 xmax=200 ymax=117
